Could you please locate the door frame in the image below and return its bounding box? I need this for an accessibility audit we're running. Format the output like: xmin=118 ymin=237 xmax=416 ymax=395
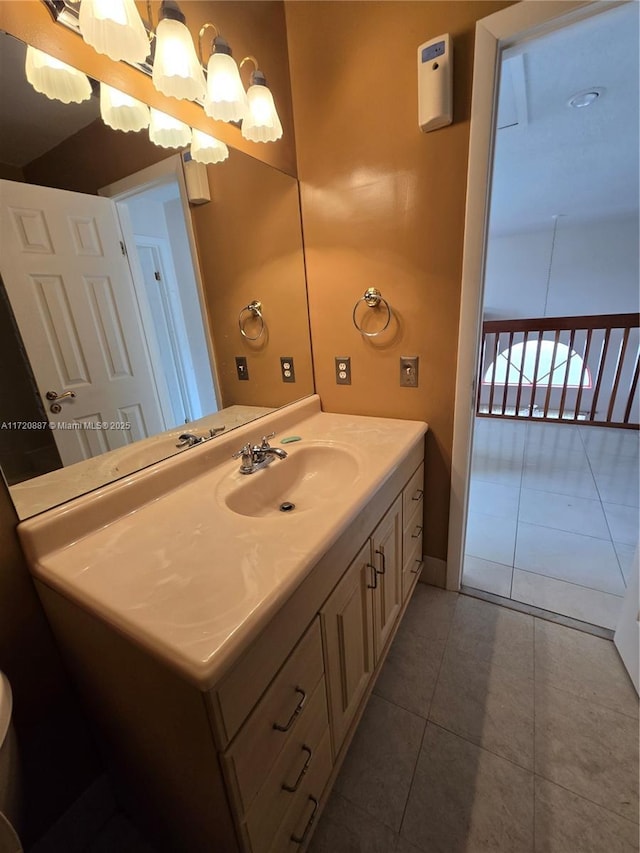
xmin=99 ymin=155 xmax=222 ymax=413
xmin=446 ymin=0 xmax=627 ymax=591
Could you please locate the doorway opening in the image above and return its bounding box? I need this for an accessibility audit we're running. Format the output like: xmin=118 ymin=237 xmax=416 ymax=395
xmin=451 ymin=1 xmax=639 ymax=633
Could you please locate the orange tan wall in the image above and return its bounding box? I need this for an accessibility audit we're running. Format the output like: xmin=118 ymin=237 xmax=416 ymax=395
xmin=0 ymin=0 xmax=297 ymax=176
xmin=191 ymin=150 xmax=314 ymax=408
xmin=286 ymin=0 xmax=514 ymax=565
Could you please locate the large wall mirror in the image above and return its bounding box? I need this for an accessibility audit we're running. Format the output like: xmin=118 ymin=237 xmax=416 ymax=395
xmin=0 ymin=30 xmax=314 ymax=519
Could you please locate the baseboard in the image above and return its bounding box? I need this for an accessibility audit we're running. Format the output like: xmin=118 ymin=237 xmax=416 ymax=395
xmin=419 ymin=555 xmax=447 ymax=588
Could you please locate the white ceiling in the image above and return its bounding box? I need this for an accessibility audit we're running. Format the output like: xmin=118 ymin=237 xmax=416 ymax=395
xmin=489 ymin=1 xmax=639 ymax=236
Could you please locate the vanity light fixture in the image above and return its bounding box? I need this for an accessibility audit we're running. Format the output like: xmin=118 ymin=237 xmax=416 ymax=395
xmin=190 ymin=129 xmax=229 ymax=165
xmin=25 ymin=45 xmax=92 ymax=104
xmin=199 ymin=24 xmax=248 ymax=123
xmin=239 ymin=56 xmax=283 ymax=143
xmin=149 ymin=107 xmax=192 ymax=148
xmin=100 ymin=83 xmax=150 ymax=132
xmin=152 ymin=0 xmax=206 ymax=102
xmin=78 ymin=0 xmax=149 ymax=65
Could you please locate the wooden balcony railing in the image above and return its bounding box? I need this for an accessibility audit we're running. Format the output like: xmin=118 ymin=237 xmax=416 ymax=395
xmin=477 ymin=313 xmax=640 ymax=428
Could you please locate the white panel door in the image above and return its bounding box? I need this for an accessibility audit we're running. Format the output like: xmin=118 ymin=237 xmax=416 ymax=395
xmin=0 ymin=179 xmax=166 ymax=466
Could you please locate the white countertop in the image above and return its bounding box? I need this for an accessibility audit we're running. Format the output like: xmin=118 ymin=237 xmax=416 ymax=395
xmin=19 ymin=397 xmax=427 ymax=690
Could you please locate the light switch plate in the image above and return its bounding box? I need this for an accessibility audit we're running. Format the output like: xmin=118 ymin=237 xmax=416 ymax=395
xmin=400 ymin=356 xmax=419 ymax=387
xmin=280 ymin=356 xmax=296 ymax=383
xmin=335 ymin=357 xmax=351 ymax=385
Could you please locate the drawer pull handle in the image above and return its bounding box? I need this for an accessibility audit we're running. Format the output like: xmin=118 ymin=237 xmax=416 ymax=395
xmin=273 ymin=687 xmax=307 ymax=732
xmin=367 ymin=562 xmax=378 ymax=589
xmin=411 ymin=525 xmax=423 ymax=539
xmin=282 ymin=744 xmax=313 ymax=792
xmin=291 ymin=795 xmax=319 ymax=845
xmin=411 ymin=558 xmax=424 ymax=574
xmin=411 ymin=489 xmax=424 ymax=502
xmin=375 ymin=548 xmax=386 ymax=575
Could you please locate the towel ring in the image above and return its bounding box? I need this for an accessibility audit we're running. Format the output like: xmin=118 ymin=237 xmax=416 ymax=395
xmin=352 ymin=288 xmax=392 ymax=337
xmin=238 ymin=300 xmax=265 ymax=341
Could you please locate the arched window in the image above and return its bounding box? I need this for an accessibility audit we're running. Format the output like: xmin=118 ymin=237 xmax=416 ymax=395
xmin=483 ymin=340 xmax=592 ymax=388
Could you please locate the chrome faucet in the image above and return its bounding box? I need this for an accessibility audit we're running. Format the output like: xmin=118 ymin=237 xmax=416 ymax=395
xmin=233 ymin=432 xmax=288 ymax=474
xmin=176 ymin=432 xmax=205 ymax=448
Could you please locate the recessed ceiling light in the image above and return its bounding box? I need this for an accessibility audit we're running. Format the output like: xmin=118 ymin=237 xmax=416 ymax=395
xmin=568 ymin=88 xmax=604 ymax=109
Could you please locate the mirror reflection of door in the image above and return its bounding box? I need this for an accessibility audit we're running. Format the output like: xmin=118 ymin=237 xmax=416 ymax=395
xmin=0 ymin=178 xmax=168 ymax=468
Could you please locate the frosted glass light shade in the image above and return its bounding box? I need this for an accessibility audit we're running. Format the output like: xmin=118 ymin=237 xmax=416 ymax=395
xmin=25 ymin=46 xmax=92 ymax=104
xmin=204 ymin=53 xmax=247 ymax=122
xmin=78 ymin=0 xmax=149 ymax=64
xmin=149 ymin=108 xmax=191 ymax=148
xmin=152 ymin=18 xmax=206 ymax=101
xmin=241 ymin=84 xmax=283 ymax=143
xmin=100 ymin=84 xmax=150 ymax=132
xmin=190 ymin=129 xmax=229 ymax=165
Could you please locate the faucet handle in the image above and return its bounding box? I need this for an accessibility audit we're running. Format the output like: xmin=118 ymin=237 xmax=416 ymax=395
xmin=260 ymin=432 xmax=276 ymax=449
xmin=232 ymin=443 xmax=252 ymax=459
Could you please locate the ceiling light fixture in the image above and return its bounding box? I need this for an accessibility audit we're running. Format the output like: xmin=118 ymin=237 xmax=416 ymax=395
xmin=100 ymin=83 xmax=150 ymax=132
xmin=78 ymin=0 xmax=149 ymax=65
xmin=190 ymin=129 xmax=229 ymax=165
xmin=24 ymin=44 xmax=92 ymax=104
xmin=568 ymin=88 xmax=603 ymax=109
xmin=239 ymin=56 xmax=283 ymax=144
xmin=152 ymin=0 xmax=206 ymax=101
xmin=149 ymin=107 xmax=192 ymax=147
xmin=199 ymin=23 xmax=247 ymax=123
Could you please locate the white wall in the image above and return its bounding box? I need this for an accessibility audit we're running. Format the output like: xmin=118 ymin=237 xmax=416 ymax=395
xmin=484 ymin=213 xmax=639 ymax=319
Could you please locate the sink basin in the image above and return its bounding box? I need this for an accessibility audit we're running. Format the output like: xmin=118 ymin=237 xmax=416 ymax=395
xmin=220 ymin=444 xmax=361 ymax=518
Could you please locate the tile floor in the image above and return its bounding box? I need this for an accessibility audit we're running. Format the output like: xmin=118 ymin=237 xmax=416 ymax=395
xmin=309 ymin=585 xmax=639 ymax=853
xmin=462 ymin=418 xmax=639 ymax=629
xmin=31 ymin=587 xmax=638 ymax=852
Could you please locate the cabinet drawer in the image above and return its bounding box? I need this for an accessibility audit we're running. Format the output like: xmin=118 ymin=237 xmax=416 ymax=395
xmin=403 ymin=463 xmax=424 ymax=530
xmin=245 ymin=679 xmax=329 ymax=853
xmin=402 ymin=536 xmax=424 ymax=601
xmin=403 ymin=501 xmax=423 ymax=564
xmin=268 ymin=728 xmax=333 ymax=853
xmin=224 ymin=618 xmax=324 ymax=814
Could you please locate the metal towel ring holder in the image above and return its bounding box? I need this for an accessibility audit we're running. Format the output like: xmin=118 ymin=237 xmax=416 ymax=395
xmin=238 ymin=300 xmax=265 ymax=341
xmin=352 ymin=288 xmax=392 ymax=337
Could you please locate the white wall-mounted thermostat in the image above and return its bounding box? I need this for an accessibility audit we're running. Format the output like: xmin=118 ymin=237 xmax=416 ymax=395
xmin=417 ymin=34 xmax=453 ymax=132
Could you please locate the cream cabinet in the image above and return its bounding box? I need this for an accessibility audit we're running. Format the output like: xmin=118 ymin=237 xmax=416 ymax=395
xmin=35 ymin=446 xmax=425 ymax=853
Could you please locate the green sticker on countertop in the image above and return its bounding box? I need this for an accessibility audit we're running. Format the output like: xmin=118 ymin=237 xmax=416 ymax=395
xmin=280 ymin=436 xmax=302 ymax=444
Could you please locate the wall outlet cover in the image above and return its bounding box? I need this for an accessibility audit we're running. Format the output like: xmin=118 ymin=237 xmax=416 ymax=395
xmin=235 ymin=356 xmax=249 ymax=380
xmin=335 ymin=356 xmax=351 ymax=385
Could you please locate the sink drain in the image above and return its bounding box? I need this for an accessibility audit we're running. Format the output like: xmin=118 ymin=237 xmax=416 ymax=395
xmin=279 ymin=501 xmax=296 ymax=512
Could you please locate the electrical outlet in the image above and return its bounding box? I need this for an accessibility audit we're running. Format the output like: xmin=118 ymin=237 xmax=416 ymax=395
xmin=400 ymin=356 xmax=419 ymax=387
xmin=335 ymin=357 xmax=351 ymax=385
xmin=235 ymin=356 xmax=249 ymax=380
xmin=280 ymin=356 xmax=296 ymax=383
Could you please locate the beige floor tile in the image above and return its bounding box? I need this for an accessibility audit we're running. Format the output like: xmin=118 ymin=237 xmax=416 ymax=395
xmin=534 ymin=619 xmax=639 ymax=718
xmin=401 ymin=723 xmax=534 ymax=853
xmin=399 ymin=583 xmax=458 ymax=642
xmin=394 ymin=837 xmax=424 ymax=853
xmin=307 ymin=791 xmax=398 ymax=853
xmin=534 ymin=777 xmax=639 ymax=853
xmin=430 ymin=643 xmax=534 ymax=769
xmin=334 ymin=694 xmax=425 ymax=832
xmin=373 ymin=619 xmax=445 ymax=719
xmin=447 ymin=594 xmax=534 ymax=678
xmin=463 ymin=554 xmax=513 ymax=597
xmin=535 ymin=682 xmax=639 ymax=823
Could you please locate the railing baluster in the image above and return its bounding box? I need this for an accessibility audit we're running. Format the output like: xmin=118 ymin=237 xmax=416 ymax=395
xmin=543 ymin=329 xmax=561 ymax=418
xmin=574 ymin=328 xmax=593 ymax=421
xmin=558 ymin=329 xmax=576 ymax=420
xmin=528 ymin=330 xmax=543 ymax=417
xmin=488 ymin=331 xmax=500 ymax=416
xmin=476 ymin=329 xmax=487 ymax=415
xmin=590 ymin=328 xmax=611 ymax=422
xmin=607 ymin=327 xmax=631 ymax=423
xmin=501 ymin=331 xmax=514 ymax=415
xmin=623 ymin=352 xmax=639 ymax=424
xmin=514 ymin=331 xmax=529 ymax=418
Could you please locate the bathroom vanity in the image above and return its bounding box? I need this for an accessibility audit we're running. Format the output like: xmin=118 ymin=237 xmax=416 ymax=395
xmin=19 ymin=396 xmax=427 ymax=852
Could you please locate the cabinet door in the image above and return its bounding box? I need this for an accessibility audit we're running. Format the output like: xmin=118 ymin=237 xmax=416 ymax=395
xmin=320 ymin=541 xmax=375 ymax=756
xmin=371 ymin=495 xmax=403 ymax=661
